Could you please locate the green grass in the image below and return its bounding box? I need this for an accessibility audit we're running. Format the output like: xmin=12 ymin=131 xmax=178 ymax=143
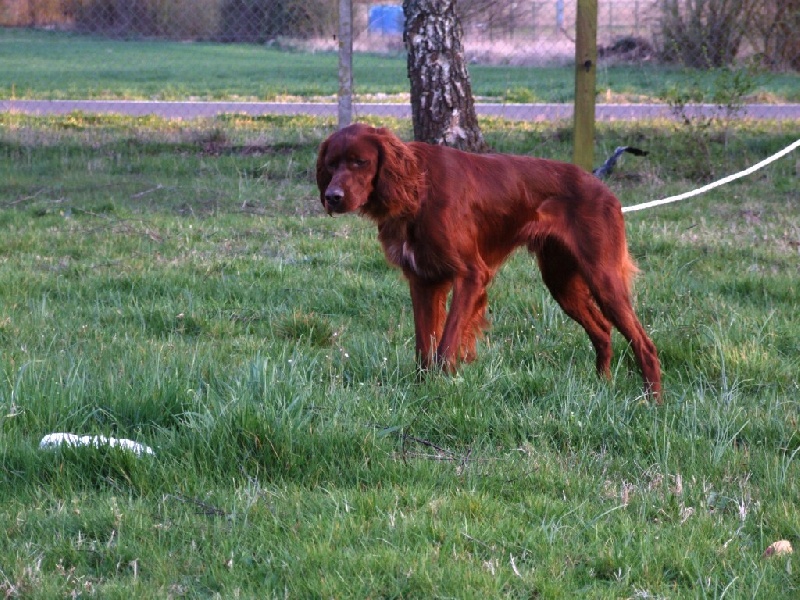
xmin=2 ymin=28 xmax=799 ymax=103
xmin=1 ymin=113 xmax=800 ymax=597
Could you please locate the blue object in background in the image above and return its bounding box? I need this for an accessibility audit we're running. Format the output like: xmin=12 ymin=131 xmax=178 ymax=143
xmin=368 ymin=5 xmax=404 ymax=35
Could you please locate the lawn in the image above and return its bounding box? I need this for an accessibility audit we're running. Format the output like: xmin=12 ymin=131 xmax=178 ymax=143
xmin=1 ymin=112 xmax=799 ymax=597
xmin=2 ymin=27 xmax=799 ymax=103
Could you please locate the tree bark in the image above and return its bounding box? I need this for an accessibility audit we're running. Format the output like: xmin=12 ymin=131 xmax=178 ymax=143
xmin=403 ymin=0 xmax=489 ymax=152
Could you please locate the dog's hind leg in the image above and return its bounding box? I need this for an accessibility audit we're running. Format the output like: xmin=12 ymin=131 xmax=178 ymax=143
xmin=584 ymin=273 xmax=662 ymax=399
xmin=535 ymin=241 xmax=614 ymax=377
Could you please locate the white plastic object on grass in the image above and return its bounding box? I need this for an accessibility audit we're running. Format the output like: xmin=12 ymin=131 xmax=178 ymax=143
xmin=39 ymin=433 xmax=155 ymax=456
xmin=764 ymin=540 xmax=794 ymax=558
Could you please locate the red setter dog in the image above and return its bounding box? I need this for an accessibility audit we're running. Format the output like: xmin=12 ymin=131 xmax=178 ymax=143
xmin=316 ymin=124 xmax=661 ymax=398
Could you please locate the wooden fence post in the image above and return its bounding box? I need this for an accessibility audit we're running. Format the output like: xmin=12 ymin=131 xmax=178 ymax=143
xmin=573 ymin=0 xmax=597 ymax=171
xmin=338 ymin=0 xmax=353 ymax=129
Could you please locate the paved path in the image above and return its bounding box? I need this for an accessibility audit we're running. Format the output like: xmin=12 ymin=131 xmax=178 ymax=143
xmin=3 ymin=99 xmax=800 ymax=121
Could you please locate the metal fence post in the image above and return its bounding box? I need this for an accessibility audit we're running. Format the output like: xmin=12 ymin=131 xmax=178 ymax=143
xmin=338 ymin=0 xmax=353 ymax=129
xmin=573 ymin=0 xmax=597 ymax=171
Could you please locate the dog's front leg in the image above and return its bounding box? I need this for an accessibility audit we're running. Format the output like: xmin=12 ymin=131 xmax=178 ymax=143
xmin=407 ymin=275 xmax=450 ymax=369
xmin=437 ymin=268 xmax=490 ymax=370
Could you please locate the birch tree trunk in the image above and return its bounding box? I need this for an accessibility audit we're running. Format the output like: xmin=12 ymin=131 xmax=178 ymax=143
xmin=402 ymin=0 xmax=489 ymax=152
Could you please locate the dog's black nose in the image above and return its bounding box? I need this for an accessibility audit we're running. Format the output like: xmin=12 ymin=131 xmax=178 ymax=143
xmin=324 ymin=188 xmax=344 ymax=209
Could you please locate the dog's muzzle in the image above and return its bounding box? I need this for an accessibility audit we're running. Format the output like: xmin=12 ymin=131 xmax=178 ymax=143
xmin=324 ymin=187 xmax=345 ymax=214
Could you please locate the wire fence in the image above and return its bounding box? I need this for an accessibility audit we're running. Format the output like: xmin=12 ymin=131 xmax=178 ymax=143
xmin=2 ymin=0 xmax=798 ymax=122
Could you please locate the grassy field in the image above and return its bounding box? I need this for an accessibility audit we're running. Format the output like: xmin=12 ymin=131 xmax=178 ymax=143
xmin=2 ymin=28 xmax=800 ymax=104
xmin=1 ymin=112 xmax=799 ymax=597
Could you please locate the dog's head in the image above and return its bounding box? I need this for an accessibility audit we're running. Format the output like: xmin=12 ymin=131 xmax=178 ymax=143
xmin=316 ymin=123 xmax=420 ymax=220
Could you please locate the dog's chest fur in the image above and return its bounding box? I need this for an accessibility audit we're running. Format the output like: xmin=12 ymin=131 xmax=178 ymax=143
xmin=378 ymin=220 xmax=453 ymax=282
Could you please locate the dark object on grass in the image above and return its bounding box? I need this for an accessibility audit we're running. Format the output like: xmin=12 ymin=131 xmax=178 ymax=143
xmin=593 ymin=146 xmax=649 ymax=179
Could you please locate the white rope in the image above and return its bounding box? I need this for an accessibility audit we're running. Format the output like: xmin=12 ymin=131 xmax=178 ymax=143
xmin=622 ymin=138 xmax=800 ymax=214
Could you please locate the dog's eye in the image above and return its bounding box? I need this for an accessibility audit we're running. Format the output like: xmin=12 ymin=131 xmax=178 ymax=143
xmin=351 ymin=158 xmax=368 ymax=168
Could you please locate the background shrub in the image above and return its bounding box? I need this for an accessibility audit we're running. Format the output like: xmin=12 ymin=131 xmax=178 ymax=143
xmin=747 ymin=0 xmax=800 ymax=71
xmin=65 ymin=0 xmax=222 ymax=39
xmin=655 ymin=0 xmax=753 ymax=68
xmin=218 ymin=0 xmax=336 ymax=43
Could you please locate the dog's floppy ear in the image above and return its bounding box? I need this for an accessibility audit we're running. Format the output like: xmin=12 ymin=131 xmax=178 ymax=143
xmin=371 ymin=128 xmax=421 ymax=218
xmin=315 ymin=138 xmax=331 ymax=206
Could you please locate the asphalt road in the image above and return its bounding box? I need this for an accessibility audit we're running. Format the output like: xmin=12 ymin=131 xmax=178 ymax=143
xmin=3 ymin=99 xmax=800 ymax=121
